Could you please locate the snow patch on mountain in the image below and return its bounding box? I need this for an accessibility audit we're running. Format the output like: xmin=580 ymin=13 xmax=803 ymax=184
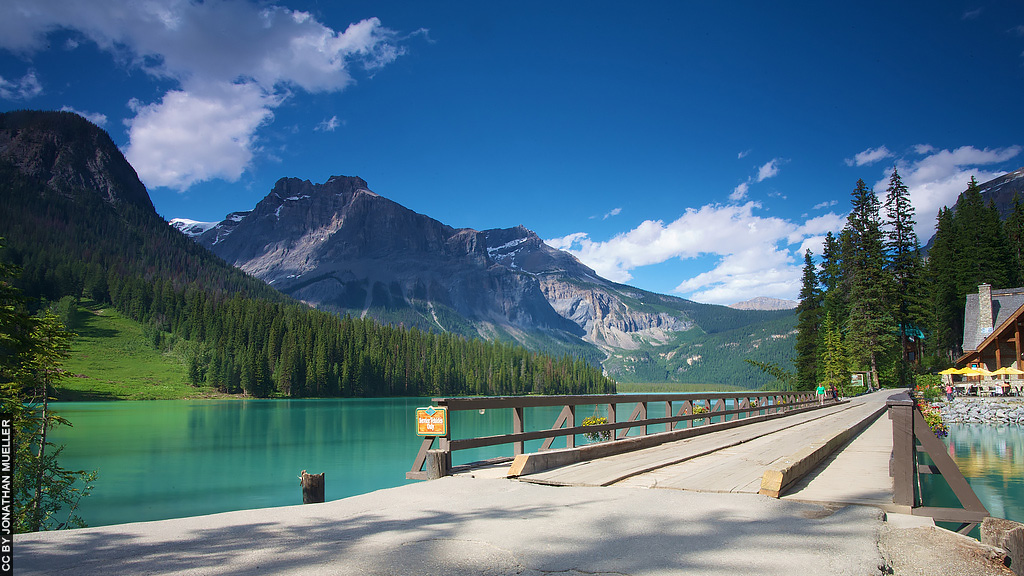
xmin=169 ymin=218 xmax=217 ymax=238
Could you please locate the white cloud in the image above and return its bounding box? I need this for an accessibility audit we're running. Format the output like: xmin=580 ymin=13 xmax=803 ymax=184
xmin=729 ymin=157 xmax=783 ymax=201
xmin=60 ymin=106 xmax=108 ymax=127
xmin=546 ymin=202 xmax=845 ymax=304
xmin=675 ymin=247 xmax=798 ymax=304
xmin=0 ymin=70 xmax=42 ymax=100
xmin=315 ymin=115 xmax=341 ymax=132
xmin=602 ymin=207 xmax=622 ymax=220
xmin=729 ymin=182 xmax=749 ymax=201
xmin=737 ymin=149 xmax=751 ymax=159
xmin=845 ymin=145 xmax=893 ymax=167
xmin=756 ymin=158 xmax=781 ymax=182
xmin=871 ymin=145 xmax=1022 ymax=241
xmin=124 ymin=83 xmax=277 ymax=190
xmin=0 ymin=0 xmax=407 ymax=190
xmin=812 ymin=199 xmax=838 ymax=210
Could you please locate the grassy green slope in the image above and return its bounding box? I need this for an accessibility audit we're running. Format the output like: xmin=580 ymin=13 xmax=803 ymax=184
xmin=58 ymin=301 xmax=230 ymax=401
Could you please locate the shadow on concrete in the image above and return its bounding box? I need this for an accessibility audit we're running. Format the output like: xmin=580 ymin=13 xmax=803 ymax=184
xmin=16 ymin=482 xmax=883 ymax=576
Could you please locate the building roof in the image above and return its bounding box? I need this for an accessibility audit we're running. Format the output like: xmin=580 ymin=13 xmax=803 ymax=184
xmin=962 ymin=287 xmax=1024 ymax=352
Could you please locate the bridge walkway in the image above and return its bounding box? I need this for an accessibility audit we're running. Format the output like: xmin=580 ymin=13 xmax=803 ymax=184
xmin=512 ymin=390 xmax=897 ymax=510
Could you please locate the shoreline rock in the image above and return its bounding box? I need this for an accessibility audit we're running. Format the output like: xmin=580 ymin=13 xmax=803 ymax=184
xmin=939 ymin=397 xmax=1024 ymax=425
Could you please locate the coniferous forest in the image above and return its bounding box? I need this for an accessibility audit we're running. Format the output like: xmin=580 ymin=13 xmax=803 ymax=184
xmin=794 ymin=171 xmax=1024 ymax=392
xmin=0 ymin=111 xmax=615 ymax=399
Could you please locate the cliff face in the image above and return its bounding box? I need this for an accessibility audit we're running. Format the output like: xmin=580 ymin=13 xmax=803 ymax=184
xmin=0 ymin=110 xmax=153 ymax=211
xmin=195 ymin=176 xmax=583 ymax=339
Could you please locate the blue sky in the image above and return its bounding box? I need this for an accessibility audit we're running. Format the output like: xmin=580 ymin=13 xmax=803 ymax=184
xmin=2 ymin=1 xmax=1023 ymax=305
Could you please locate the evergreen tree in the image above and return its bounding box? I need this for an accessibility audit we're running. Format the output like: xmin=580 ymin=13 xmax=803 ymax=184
xmin=795 ymin=250 xmax=822 ymax=390
xmin=953 ymin=177 xmax=1017 ymax=292
xmin=925 ymin=207 xmax=960 ymax=362
xmin=844 ymin=179 xmax=895 ymax=389
xmin=0 ymin=244 xmax=95 ymax=532
xmin=1004 ymin=194 xmax=1024 ymax=282
xmin=819 ymin=231 xmax=847 ymax=323
xmin=820 ymin=312 xmax=849 ymax=393
xmin=883 ymin=168 xmax=924 ymax=384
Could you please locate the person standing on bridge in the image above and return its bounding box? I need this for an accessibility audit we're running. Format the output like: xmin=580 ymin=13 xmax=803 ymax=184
xmin=816 ymin=383 xmax=826 ymax=405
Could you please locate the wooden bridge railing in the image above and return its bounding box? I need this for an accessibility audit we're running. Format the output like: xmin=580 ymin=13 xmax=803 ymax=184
xmin=888 ymin=391 xmax=989 ymax=534
xmin=408 ymin=390 xmax=818 ymax=480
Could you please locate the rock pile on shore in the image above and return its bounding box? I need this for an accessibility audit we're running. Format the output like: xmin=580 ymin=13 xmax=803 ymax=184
xmin=940 ymin=397 xmax=1024 ymax=425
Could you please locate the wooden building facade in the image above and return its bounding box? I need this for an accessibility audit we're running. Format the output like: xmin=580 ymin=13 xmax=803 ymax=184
xmin=956 ymin=283 xmax=1024 ymax=371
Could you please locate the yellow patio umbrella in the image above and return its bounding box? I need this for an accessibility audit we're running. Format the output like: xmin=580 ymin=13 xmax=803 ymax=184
xmin=960 ymin=367 xmax=993 ymax=378
xmin=992 ymin=366 xmax=1024 ymax=376
xmin=938 ymin=367 xmax=964 ymax=375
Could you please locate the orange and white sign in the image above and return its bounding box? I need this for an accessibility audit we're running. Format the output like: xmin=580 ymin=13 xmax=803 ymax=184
xmin=416 ymin=406 xmax=448 ymax=436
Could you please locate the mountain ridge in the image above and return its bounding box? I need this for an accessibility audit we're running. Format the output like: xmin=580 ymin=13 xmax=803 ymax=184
xmin=183 ymin=175 xmax=797 ymax=385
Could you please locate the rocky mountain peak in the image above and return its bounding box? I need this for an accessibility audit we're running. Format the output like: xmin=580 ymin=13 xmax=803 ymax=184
xmin=0 ymin=110 xmax=153 ymax=211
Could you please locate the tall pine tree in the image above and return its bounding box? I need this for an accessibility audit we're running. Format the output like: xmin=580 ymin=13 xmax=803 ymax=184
xmin=883 ymin=168 xmax=924 ymax=384
xmin=845 ymin=179 xmax=895 ymax=390
xmin=795 ymin=250 xmax=822 ymax=390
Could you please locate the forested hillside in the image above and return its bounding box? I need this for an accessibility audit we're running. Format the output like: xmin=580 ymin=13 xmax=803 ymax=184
xmin=0 ymin=110 xmax=615 ymax=397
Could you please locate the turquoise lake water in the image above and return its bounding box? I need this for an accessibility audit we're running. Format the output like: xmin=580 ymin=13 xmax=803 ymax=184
xmin=922 ymin=423 xmax=1024 ymax=526
xmin=47 ymin=399 xmax=1024 ymax=528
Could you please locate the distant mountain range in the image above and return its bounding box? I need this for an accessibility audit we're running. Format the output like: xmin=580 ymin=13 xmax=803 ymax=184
xmin=729 ymin=297 xmax=798 ymax=311
xmin=975 ymin=166 xmax=1024 ymax=218
xmin=172 ymin=176 xmax=797 ymax=385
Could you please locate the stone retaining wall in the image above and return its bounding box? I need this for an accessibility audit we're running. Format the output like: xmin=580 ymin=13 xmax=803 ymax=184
xmin=940 ymin=397 xmax=1024 ymax=425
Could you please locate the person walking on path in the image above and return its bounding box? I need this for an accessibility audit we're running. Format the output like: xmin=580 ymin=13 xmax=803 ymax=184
xmin=945 ymin=384 xmax=954 ymax=402
xmin=816 ymin=383 xmax=826 ymax=405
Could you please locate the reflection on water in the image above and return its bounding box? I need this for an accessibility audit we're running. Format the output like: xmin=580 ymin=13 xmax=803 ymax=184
xmin=922 ymin=424 xmax=1024 ymax=524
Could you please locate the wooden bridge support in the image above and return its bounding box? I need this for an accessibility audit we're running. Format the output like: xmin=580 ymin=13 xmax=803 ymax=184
xmin=887 ymin=392 xmax=989 ymax=535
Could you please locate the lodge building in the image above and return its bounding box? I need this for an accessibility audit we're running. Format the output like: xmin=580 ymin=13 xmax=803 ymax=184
xmin=956 ymin=283 xmax=1024 ymax=371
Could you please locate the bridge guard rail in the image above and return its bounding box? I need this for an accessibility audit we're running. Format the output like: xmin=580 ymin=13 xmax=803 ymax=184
xmin=408 ymin=391 xmax=818 ymax=480
xmin=888 ymin=391 xmax=989 ymax=535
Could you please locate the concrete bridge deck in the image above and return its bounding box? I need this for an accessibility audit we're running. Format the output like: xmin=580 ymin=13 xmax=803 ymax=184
xmin=491 ymin=390 xmax=900 ymax=512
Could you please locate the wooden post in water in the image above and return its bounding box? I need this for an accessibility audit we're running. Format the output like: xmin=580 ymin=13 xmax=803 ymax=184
xmin=299 ymin=470 xmax=325 ymax=503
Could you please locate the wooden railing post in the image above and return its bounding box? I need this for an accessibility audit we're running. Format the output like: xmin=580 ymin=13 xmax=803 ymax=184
xmin=566 ymin=404 xmax=576 ymax=448
xmin=888 ymin=393 xmax=916 ymax=507
xmin=513 ymin=406 xmax=525 ymax=456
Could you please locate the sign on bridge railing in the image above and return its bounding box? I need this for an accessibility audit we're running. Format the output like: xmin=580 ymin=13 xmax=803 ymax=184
xmin=416 ymin=406 xmax=448 ymax=436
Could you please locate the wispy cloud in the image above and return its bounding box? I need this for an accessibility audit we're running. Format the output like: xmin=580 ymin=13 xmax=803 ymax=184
xmin=547 ymin=202 xmax=845 ymax=305
xmin=962 ymin=8 xmax=983 ymax=20
xmin=315 ymin=115 xmax=341 ymax=132
xmin=729 ymin=182 xmax=749 ymax=201
xmin=756 ymin=159 xmax=780 ymax=182
xmin=845 ymin=145 xmax=893 ymax=167
xmin=729 ymin=157 xmax=783 ymax=202
xmin=812 ymin=199 xmax=838 ymax=210
xmin=60 ymin=105 xmax=108 ymax=127
xmin=737 ymin=149 xmax=751 ymax=159
xmin=602 ymin=207 xmax=622 ymax=220
xmin=0 ymin=70 xmax=42 ymax=100
xmin=870 ymin=144 xmax=1022 ymax=241
xmin=0 ymin=0 xmax=412 ymax=191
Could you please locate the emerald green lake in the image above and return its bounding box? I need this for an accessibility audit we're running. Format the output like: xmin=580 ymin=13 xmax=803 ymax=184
xmin=49 ymin=400 xmax=1024 ymax=529
xmin=49 ymin=398 xmax=587 ymax=527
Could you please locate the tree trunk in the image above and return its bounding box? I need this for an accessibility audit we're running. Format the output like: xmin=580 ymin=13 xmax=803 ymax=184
xmin=299 ymin=470 xmax=325 ymax=504
xmin=31 ymin=391 xmax=49 ymax=532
